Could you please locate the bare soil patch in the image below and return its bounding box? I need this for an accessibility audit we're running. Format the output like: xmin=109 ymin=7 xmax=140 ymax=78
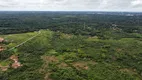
xmin=0 ymin=64 xmax=9 ymax=71
xmin=71 ymin=61 xmax=96 ymax=70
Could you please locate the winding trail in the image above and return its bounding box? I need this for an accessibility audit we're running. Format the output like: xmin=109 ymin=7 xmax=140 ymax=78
xmin=9 ymin=31 xmax=41 ymax=51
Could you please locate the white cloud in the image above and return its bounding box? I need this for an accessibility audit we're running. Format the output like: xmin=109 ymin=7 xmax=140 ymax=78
xmin=98 ymin=0 xmax=109 ymax=9
xmin=131 ymin=0 xmax=142 ymax=6
xmin=0 ymin=0 xmax=141 ymax=11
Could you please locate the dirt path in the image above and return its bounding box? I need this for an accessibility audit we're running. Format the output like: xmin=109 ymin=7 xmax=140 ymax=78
xmin=0 ymin=31 xmax=41 ymax=70
xmin=9 ymin=31 xmax=41 ymax=51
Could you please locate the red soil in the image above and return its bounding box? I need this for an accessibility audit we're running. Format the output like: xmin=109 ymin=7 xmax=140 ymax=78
xmin=0 ymin=38 xmax=4 ymax=42
xmin=0 ymin=46 xmax=5 ymax=51
xmin=10 ymin=55 xmax=23 ymax=69
xmin=11 ymin=62 xmax=22 ymax=69
xmin=10 ymin=55 xmax=18 ymax=62
xmin=0 ymin=64 xmax=9 ymax=71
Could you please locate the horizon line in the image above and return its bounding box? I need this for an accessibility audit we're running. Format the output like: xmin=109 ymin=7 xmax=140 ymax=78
xmin=0 ymin=10 xmax=142 ymax=13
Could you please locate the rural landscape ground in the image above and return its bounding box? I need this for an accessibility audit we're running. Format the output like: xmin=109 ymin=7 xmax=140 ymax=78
xmin=0 ymin=12 xmax=142 ymax=80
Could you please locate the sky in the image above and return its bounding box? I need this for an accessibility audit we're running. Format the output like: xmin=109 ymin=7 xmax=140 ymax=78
xmin=0 ymin=0 xmax=142 ymax=11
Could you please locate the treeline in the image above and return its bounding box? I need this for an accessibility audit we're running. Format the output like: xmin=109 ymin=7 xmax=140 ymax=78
xmin=0 ymin=11 xmax=142 ymax=35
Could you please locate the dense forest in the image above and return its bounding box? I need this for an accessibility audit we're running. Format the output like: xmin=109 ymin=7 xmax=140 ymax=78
xmin=0 ymin=11 xmax=142 ymax=35
xmin=0 ymin=11 xmax=142 ymax=80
